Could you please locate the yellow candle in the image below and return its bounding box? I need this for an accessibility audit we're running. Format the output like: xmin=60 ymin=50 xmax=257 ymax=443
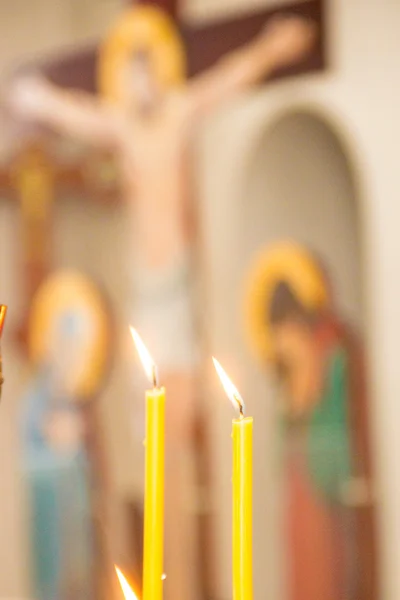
xmin=213 ymin=358 xmax=253 ymax=600
xmin=143 ymin=385 xmax=165 ymax=600
xmin=232 ymin=416 xmax=253 ymax=600
xmin=131 ymin=328 xmax=165 ymax=600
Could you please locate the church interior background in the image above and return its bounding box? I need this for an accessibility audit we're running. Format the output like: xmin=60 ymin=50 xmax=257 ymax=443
xmin=0 ymin=1 xmax=399 ymax=600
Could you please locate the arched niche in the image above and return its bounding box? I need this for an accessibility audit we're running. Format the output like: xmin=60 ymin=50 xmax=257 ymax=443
xmin=204 ymin=107 xmax=373 ymax=600
xmin=242 ymin=108 xmax=364 ymax=327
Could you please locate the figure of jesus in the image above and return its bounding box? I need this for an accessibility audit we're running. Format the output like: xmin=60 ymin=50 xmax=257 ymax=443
xmin=9 ymin=14 xmax=316 ymax=600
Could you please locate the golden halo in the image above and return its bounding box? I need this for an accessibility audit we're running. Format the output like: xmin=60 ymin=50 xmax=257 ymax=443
xmin=244 ymin=241 xmax=329 ymax=363
xmin=98 ymin=5 xmax=186 ymax=104
xmin=28 ymin=270 xmax=112 ymax=400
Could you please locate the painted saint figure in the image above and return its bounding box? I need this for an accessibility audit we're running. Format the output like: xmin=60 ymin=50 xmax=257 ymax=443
xmin=9 ymin=11 xmax=316 ymax=599
xmin=245 ymin=242 xmax=377 ymax=600
xmin=21 ymin=312 xmax=95 ymax=600
xmin=21 ymin=271 xmax=113 ymax=600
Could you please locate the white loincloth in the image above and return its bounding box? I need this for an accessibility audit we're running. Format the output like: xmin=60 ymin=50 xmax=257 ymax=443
xmin=132 ymin=256 xmax=199 ymax=372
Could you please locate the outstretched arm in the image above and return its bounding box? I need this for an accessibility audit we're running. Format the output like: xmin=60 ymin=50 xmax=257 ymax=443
xmin=8 ymin=76 xmax=121 ymax=146
xmin=188 ymin=16 xmax=317 ymax=117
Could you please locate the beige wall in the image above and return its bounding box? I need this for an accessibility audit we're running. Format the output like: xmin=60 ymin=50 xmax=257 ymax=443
xmin=0 ymin=0 xmax=123 ymax=76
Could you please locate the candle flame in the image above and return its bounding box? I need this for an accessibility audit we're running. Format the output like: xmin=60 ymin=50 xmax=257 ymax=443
xmin=130 ymin=326 xmax=158 ymax=387
xmin=212 ymin=357 xmax=246 ymax=417
xmin=115 ymin=566 xmax=139 ymax=600
xmin=0 ymin=305 xmax=7 ymax=339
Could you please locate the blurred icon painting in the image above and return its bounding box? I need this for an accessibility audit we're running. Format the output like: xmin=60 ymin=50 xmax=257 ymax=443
xmin=20 ymin=271 xmax=113 ymax=600
xmin=245 ymin=241 xmax=378 ymax=600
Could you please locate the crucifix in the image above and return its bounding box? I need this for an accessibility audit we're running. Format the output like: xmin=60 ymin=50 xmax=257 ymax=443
xmin=0 ymin=142 xmax=55 ymax=350
xmin=0 ymin=137 xmax=120 ymax=352
xmin=6 ymin=2 xmax=326 ymax=599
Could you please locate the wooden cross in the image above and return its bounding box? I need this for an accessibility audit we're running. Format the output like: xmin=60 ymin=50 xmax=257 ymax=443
xmin=0 ymin=135 xmax=121 ymax=352
xmin=0 ymin=141 xmax=54 ymax=351
xmin=25 ymin=0 xmax=325 ymax=92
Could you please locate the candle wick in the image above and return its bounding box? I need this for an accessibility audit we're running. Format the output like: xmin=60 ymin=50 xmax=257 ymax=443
xmin=234 ymin=394 xmax=245 ymax=419
xmin=151 ymin=364 xmax=159 ymax=389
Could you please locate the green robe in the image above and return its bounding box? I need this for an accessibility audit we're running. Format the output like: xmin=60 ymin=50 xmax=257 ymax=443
xmin=282 ymin=345 xmax=356 ymax=600
xmin=307 ymin=346 xmax=353 ymax=504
